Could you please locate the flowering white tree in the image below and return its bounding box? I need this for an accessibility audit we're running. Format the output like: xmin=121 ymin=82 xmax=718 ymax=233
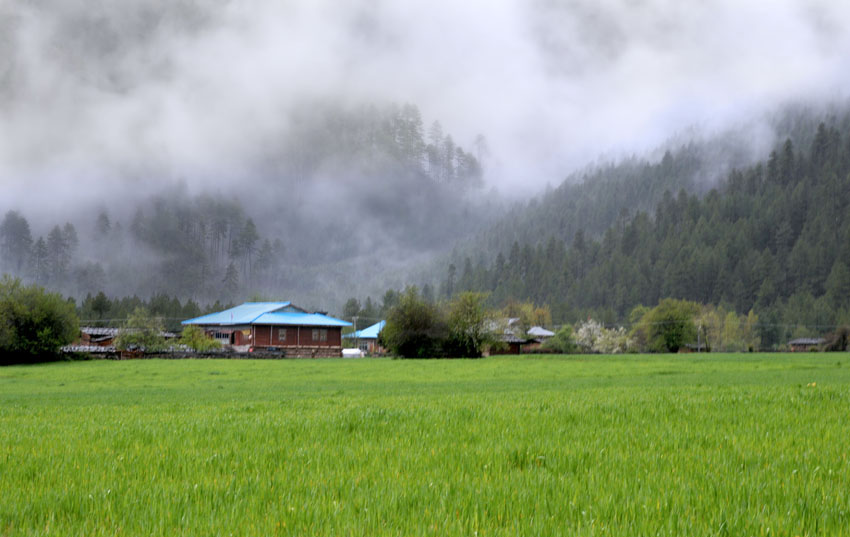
xmin=576 ymin=319 xmax=634 ymax=354
xmin=593 ymin=326 xmax=633 ymax=354
xmin=575 ymin=319 xmax=604 ymax=352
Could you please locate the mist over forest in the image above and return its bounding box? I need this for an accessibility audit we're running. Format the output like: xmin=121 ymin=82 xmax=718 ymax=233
xmin=0 ymin=100 xmax=496 ymax=308
xmin=2 ymin=0 xmax=850 ymax=321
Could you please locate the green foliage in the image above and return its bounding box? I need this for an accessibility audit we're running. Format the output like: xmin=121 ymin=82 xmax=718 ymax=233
xmin=178 ymin=325 xmax=222 ymax=352
xmin=696 ymin=305 xmax=761 ymax=352
xmin=379 ymin=287 xmax=447 ymax=358
xmin=0 ymin=275 xmax=79 ymax=364
xmin=382 ymin=290 xmax=500 ymax=358
xmin=541 ymin=325 xmax=578 ymax=353
xmin=825 ymin=261 xmax=850 ymax=310
xmin=444 ymin=292 xmax=494 ymax=358
xmin=634 ymin=299 xmax=701 ymax=353
xmin=114 ymin=307 xmax=167 ymax=353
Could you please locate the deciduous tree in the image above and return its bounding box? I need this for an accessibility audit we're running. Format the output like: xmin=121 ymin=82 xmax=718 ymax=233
xmin=115 ymin=307 xmax=167 ymax=353
xmin=379 ymin=287 xmax=446 ymax=358
xmin=0 ymin=276 xmax=78 ymax=364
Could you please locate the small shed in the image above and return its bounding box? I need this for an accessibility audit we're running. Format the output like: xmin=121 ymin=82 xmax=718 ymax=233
xmin=789 ymin=338 xmax=825 ymax=352
xmin=490 ymin=335 xmax=539 ymax=355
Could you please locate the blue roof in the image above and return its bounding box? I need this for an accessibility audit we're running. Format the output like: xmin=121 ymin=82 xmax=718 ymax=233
xmin=343 ymin=320 xmax=385 ymax=339
xmin=182 ymin=302 xmax=350 ymax=328
xmin=182 ymin=302 xmax=295 ymax=325
xmin=253 ymin=312 xmax=351 ymax=327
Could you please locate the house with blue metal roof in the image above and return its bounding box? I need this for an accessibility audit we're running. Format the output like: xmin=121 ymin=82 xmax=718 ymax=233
xmin=343 ymin=320 xmax=386 ymax=354
xmin=183 ymin=302 xmax=352 ymax=357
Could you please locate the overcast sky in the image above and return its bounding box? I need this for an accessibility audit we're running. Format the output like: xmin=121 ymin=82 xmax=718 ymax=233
xmin=2 ymin=0 xmax=850 ymax=214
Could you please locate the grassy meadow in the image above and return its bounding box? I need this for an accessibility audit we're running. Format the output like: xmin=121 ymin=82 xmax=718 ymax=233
xmin=1 ymin=354 xmax=849 ymax=536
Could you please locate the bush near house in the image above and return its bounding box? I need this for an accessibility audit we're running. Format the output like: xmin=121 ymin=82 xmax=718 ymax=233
xmin=179 ymin=325 xmax=222 ymax=352
xmin=541 ymin=325 xmax=579 ymax=353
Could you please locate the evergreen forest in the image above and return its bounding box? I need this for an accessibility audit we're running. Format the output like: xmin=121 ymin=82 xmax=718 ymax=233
xmin=431 ymin=120 xmax=850 ymax=346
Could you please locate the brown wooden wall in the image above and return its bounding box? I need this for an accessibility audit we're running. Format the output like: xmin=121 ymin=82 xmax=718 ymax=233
xmin=252 ymin=325 xmax=342 ymax=348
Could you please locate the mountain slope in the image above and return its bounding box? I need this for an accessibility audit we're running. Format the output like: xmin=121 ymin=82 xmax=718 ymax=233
xmin=440 ymin=111 xmax=850 ymax=345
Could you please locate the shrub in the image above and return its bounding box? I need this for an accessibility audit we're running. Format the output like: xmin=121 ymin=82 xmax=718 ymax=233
xmin=0 ymin=275 xmax=79 ymax=364
xmin=541 ymin=325 xmax=579 ymax=354
xmin=179 ymin=325 xmax=222 ymax=352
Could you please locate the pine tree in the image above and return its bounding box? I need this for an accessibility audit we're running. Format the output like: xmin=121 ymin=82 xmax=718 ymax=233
xmin=95 ymin=211 xmax=111 ymax=236
xmin=46 ymin=226 xmax=69 ymax=284
xmin=222 ymin=262 xmax=239 ymax=301
xmin=0 ymin=211 xmax=33 ymax=273
xmin=29 ymin=237 xmax=49 ymax=284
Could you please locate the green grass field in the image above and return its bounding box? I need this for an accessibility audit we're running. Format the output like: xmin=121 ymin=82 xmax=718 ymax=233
xmin=1 ymin=354 xmax=849 ymax=536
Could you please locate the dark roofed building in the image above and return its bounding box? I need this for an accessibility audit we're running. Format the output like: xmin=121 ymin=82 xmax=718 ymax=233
xmin=788 ymin=338 xmax=825 ymax=352
xmin=79 ymin=327 xmax=120 ymax=347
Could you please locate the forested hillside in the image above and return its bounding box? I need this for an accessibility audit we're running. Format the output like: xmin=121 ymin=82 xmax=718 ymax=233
xmin=454 ymin=105 xmax=838 ymax=262
xmin=0 ymin=102 xmax=494 ymax=308
xmin=439 ymin=118 xmax=850 ymax=344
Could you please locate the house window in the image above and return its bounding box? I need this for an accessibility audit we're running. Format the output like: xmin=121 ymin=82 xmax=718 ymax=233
xmin=213 ymin=331 xmax=232 ymax=344
xmin=278 ymin=328 xmax=287 ymax=342
xmin=312 ymin=329 xmax=327 ymax=342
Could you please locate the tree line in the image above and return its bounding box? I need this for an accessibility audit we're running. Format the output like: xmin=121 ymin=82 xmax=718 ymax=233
xmin=78 ymin=291 xmax=227 ymax=332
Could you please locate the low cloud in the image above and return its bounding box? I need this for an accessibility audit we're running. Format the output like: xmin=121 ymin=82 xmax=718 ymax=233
xmin=2 ymin=0 xmax=850 ymax=218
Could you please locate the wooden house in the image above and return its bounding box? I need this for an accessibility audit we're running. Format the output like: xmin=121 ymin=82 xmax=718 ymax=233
xmin=182 ymin=302 xmax=351 ymax=357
